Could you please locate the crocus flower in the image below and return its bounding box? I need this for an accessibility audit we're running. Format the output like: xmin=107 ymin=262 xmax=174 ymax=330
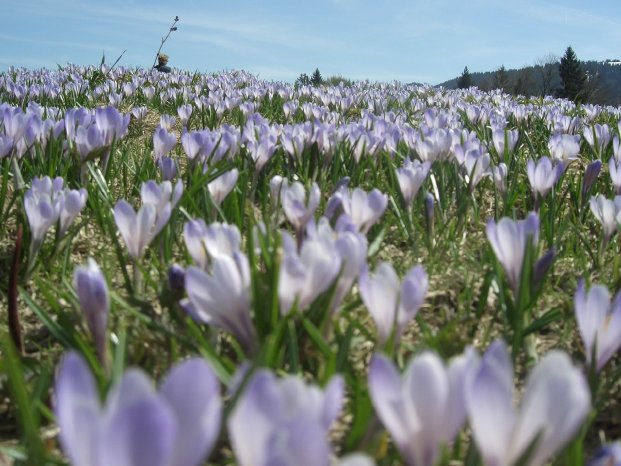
xmin=396 ymin=159 xmax=431 ymax=207
xmin=526 ymin=156 xmax=564 ymax=203
xmin=369 ymin=349 xmax=477 ymax=466
xmin=492 ymin=163 xmax=508 ymax=194
xmin=73 ymin=124 xmax=105 ymax=162
xmin=158 ymin=156 xmax=178 ymax=181
xmin=328 ymin=187 xmax=388 ymax=234
xmin=581 ymin=159 xmax=602 ymax=202
xmin=269 ymin=175 xmax=287 ymax=208
xmin=58 ymin=188 xmax=88 ymax=237
xmin=55 ymin=351 xmax=222 ymax=466
xmin=280 ymin=181 xmax=321 ymax=234
xmin=228 ymin=369 xmax=344 ymax=466
xmin=486 ymin=213 xmax=539 ymax=295
xmin=153 ymin=125 xmax=177 ymax=160
xmin=492 ymin=127 xmax=519 ymax=158
xmin=208 ymin=168 xmax=238 ymax=206
xmin=113 ymin=201 xmax=157 ymax=259
xmin=160 ymin=114 xmax=176 ymax=131
xmin=177 ymin=104 xmax=193 ymax=126
xmin=588 ymin=442 xmax=621 ymax=466
xmin=584 ymin=123 xmax=611 ymax=158
xmin=94 ymin=106 xmax=129 ymax=146
xmin=358 ymin=262 xmax=428 ymax=346
xmin=24 ymin=179 xmax=61 ymax=246
xmin=463 ymin=150 xmax=491 ymax=190
xmin=0 ymin=135 xmax=13 ymax=159
xmin=140 ymin=179 xmax=183 ymax=237
xmin=589 ymin=194 xmax=621 ymax=248
xmin=73 ymin=259 xmax=108 ymax=366
xmin=465 ymin=340 xmax=590 ymax=466
xmin=183 ymin=253 xmax=257 ymax=354
xmin=183 ymin=220 xmax=241 ymax=269
xmin=574 ymin=280 xmax=621 ymax=371
xmin=246 ymin=135 xmax=278 ymax=172
xmin=278 ymin=230 xmax=342 ymax=314
xmin=609 ymin=157 xmax=621 ymax=194
xmin=548 ymin=133 xmax=580 ymax=167
xmin=181 ymin=131 xmax=204 ymax=162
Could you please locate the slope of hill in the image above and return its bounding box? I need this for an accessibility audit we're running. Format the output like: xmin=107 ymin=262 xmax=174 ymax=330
xmin=437 ymin=60 xmax=621 ymax=106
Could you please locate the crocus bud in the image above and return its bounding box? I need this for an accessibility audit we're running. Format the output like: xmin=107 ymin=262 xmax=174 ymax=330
xmin=581 ymin=159 xmax=602 ymax=204
xmin=158 ymin=156 xmax=177 ymax=181
xmin=167 ymin=263 xmax=186 ymax=293
xmin=424 ymin=192 xmax=435 ymax=242
xmin=588 ymin=442 xmax=621 ymax=466
xmin=533 ymin=246 xmax=556 ymax=288
xmin=73 ymin=259 xmax=109 ymax=367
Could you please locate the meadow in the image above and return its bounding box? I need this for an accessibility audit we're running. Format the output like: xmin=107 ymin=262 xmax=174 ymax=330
xmin=1 ymin=63 xmax=621 ymax=465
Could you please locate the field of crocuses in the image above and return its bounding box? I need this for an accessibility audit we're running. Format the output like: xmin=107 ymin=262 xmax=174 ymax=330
xmin=1 ymin=63 xmax=621 ymax=465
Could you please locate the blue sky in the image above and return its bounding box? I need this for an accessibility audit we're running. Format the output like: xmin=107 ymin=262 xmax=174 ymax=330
xmin=3 ymin=0 xmax=621 ymax=84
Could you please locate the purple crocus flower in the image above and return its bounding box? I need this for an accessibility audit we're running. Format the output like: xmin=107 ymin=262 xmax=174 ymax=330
xmin=526 ymin=156 xmax=564 ymax=203
xmin=492 ymin=163 xmax=508 ymax=195
xmin=183 ymin=253 xmax=257 ymax=354
xmin=581 ymin=159 xmax=602 ymax=202
xmin=548 ymin=133 xmax=580 ymax=167
xmin=609 ymin=157 xmax=621 ymax=195
xmin=140 ymin=179 xmax=183 ymax=236
xmin=0 ymin=135 xmax=13 ymax=159
xmin=73 ymin=259 xmax=108 ymax=366
xmin=24 ymin=177 xmax=61 ymax=245
xmin=181 ymin=131 xmax=204 ymax=162
xmin=158 ymin=156 xmax=178 ymax=181
xmin=58 ymin=188 xmax=88 ymax=237
xmin=113 ymin=201 xmax=157 ymax=259
xmin=74 ymin=124 xmax=105 ymax=163
xmin=94 ymin=106 xmax=129 ymax=146
xmin=465 ymin=340 xmax=590 ymax=466
xmin=328 ymin=187 xmax=388 ymax=234
xmin=280 ymin=181 xmax=321 ymax=234
xmin=160 ymin=114 xmax=176 ymax=131
xmin=589 ymin=194 xmax=621 ymax=247
xmin=369 ymin=349 xmax=478 ymax=466
xmin=396 ymin=159 xmax=431 ymax=207
xmin=246 ymin=134 xmax=278 ymax=172
xmin=208 ymin=168 xmax=238 ymax=206
xmin=228 ymin=369 xmax=344 ymax=466
xmin=584 ymin=123 xmax=612 ymax=158
xmin=278 ymin=229 xmax=342 ymax=314
xmin=153 ymin=125 xmax=177 ymax=161
xmin=486 ymin=212 xmax=539 ymax=295
xmin=55 ymin=351 xmax=222 ymax=466
xmin=177 ymin=104 xmax=193 ymax=126
xmin=588 ymin=442 xmax=621 ymax=466
xmin=574 ymin=280 xmax=621 ymax=371
xmin=358 ymin=262 xmax=428 ymax=346
xmin=492 ymin=127 xmax=519 ymax=158
xmin=183 ymin=220 xmax=241 ymax=269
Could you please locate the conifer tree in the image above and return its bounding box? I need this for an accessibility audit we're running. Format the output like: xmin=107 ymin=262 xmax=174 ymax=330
xmin=492 ymin=65 xmax=510 ymax=92
xmin=457 ymin=66 xmax=472 ymax=89
xmin=558 ymin=46 xmax=587 ymax=102
xmin=311 ymin=68 xmax=323 ymax=86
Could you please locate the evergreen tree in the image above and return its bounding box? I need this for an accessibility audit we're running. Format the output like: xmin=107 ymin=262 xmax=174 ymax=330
xmin=492 ymin=65 xmax=510 ymax=92
xmin=311 ymin=68 xmax=323 ymax=86
xmin=513 ymin=68 xmax=535 ymax=97
xmin=457 ymin=66 xmax=472 ymax=89
xmin=558 ymin=46 xmax=587 ymax=102
xmin=295 ymin=73 xmax=311 ymax=88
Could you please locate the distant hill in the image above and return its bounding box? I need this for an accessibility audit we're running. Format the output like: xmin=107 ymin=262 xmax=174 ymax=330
xmin=436 ymin=59 xmax=621 ymax=106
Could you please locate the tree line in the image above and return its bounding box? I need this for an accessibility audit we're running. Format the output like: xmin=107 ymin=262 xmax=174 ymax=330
xmin=453 ymin=47 xmax=621 ymax=105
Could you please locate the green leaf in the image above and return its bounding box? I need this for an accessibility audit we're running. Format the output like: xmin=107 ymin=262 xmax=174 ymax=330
xmin=0 ymin=334 xmax=46 ymax=464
